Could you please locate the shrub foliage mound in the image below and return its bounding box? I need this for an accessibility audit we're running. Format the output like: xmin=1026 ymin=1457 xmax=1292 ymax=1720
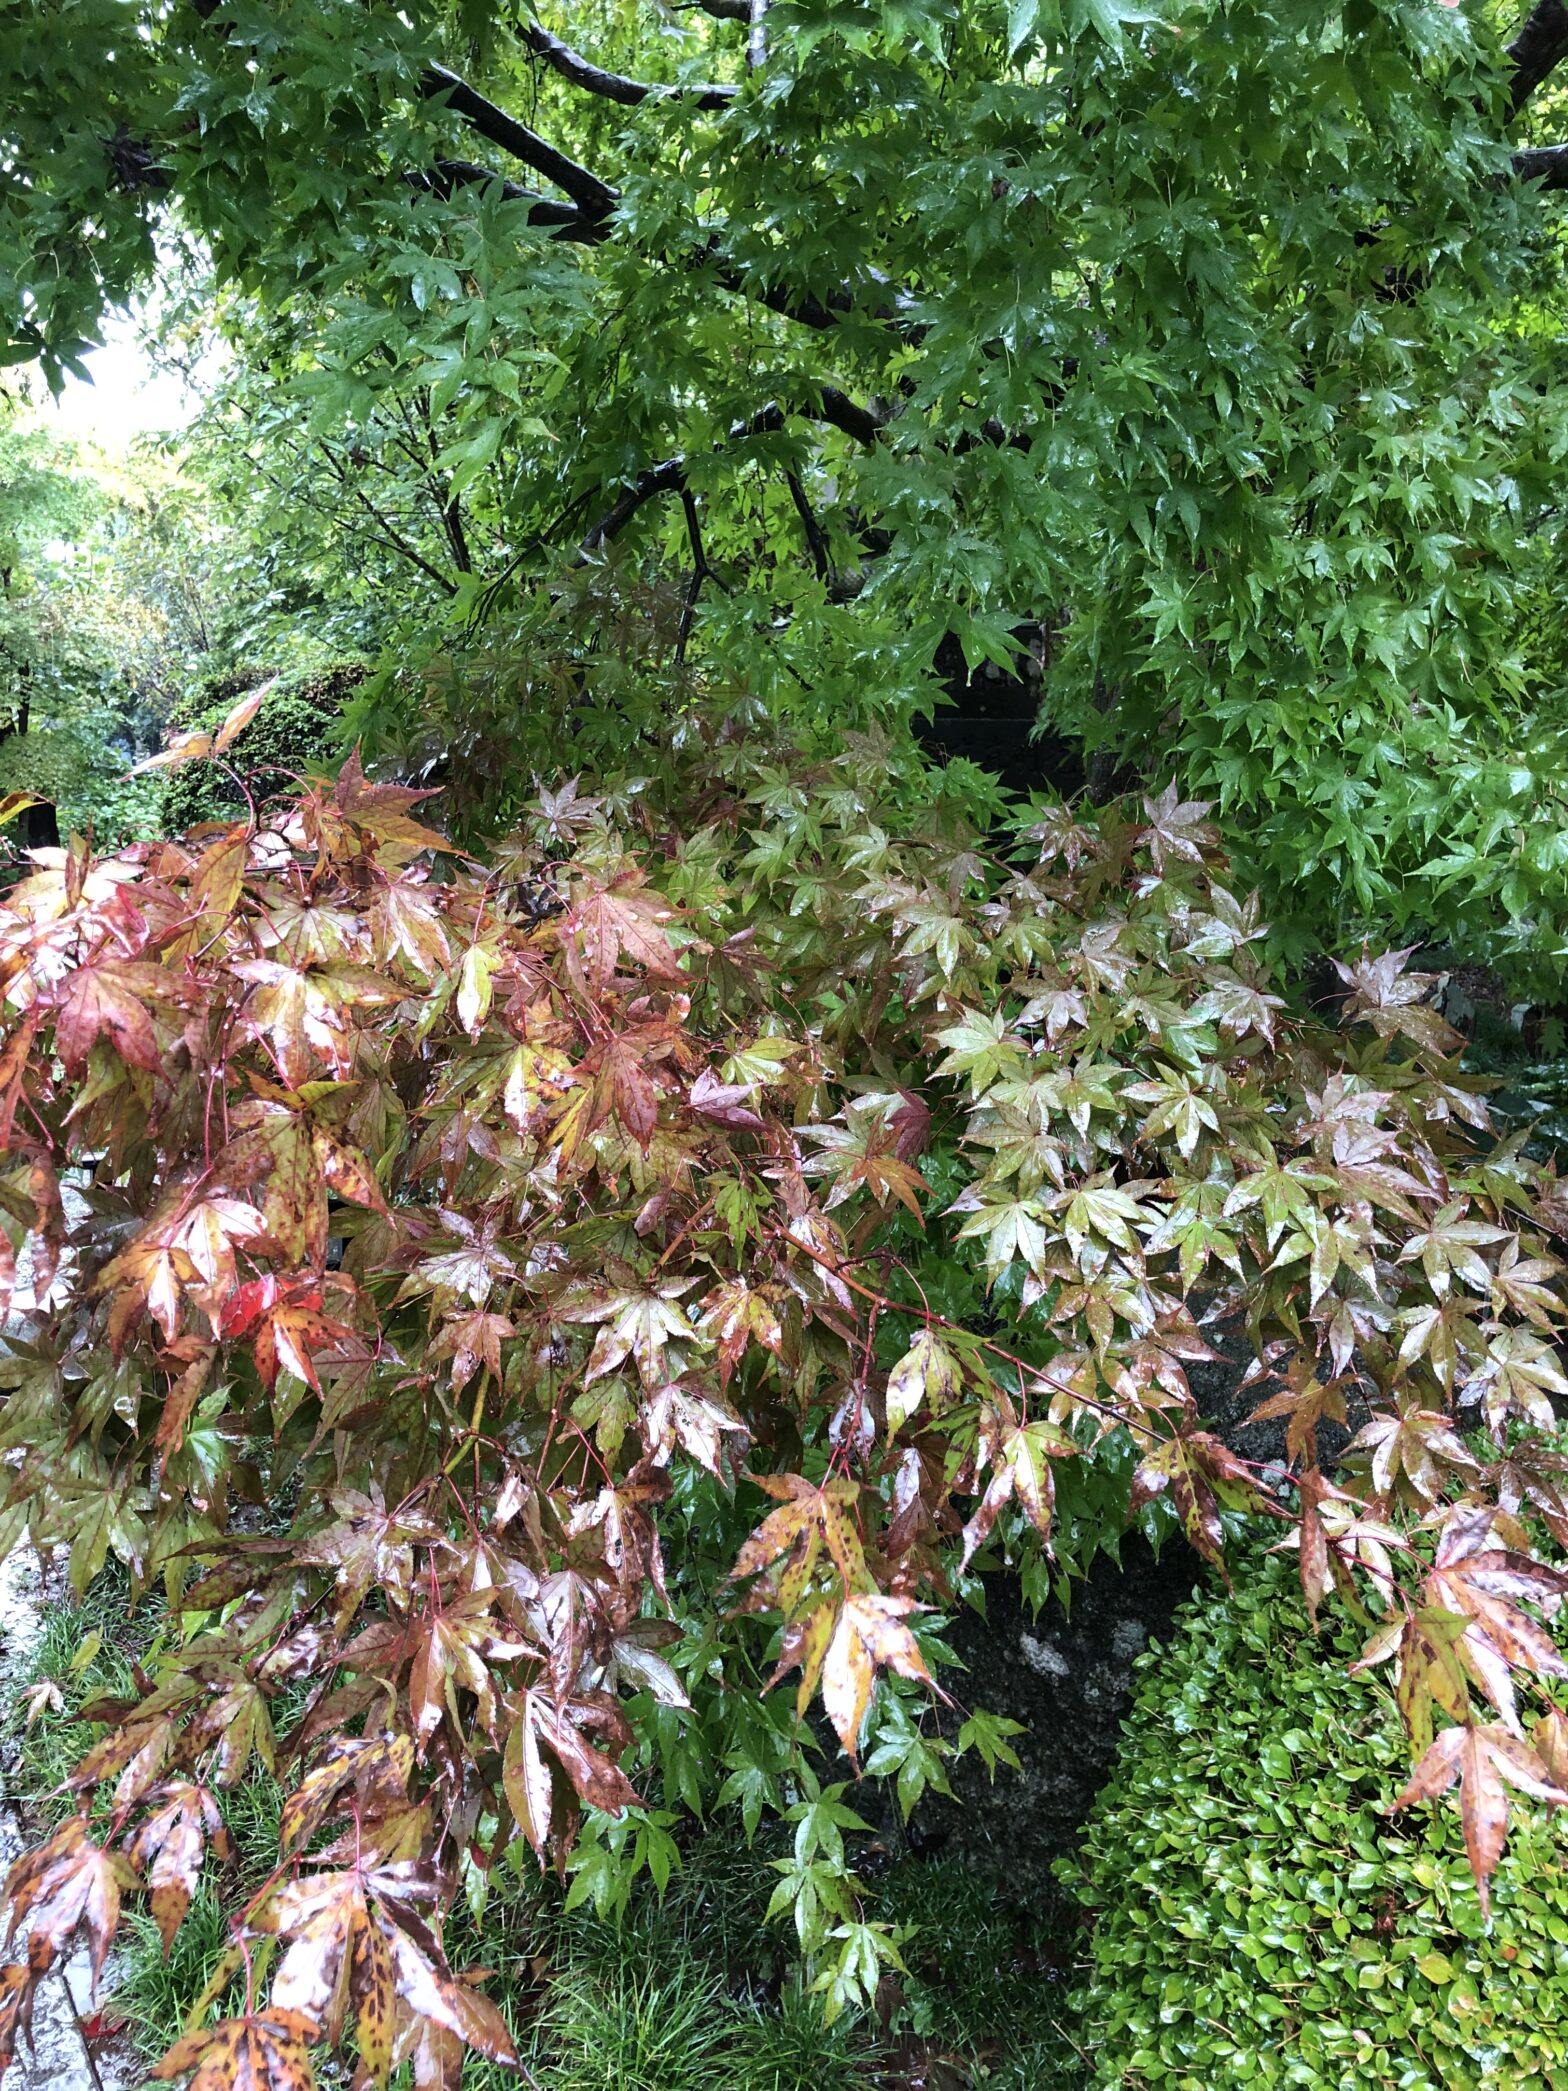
xmin=3 ymin=721 xmax=1568 ymax=2087
xmin=1076 ymin=1546 xmax=1568 ymax=2090
xmin=158 ymin=665 xmax=364 ymax=836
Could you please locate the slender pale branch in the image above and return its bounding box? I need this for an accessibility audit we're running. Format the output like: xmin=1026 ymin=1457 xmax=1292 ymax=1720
xmin=748 ymin=0 xmax=771 ymax=69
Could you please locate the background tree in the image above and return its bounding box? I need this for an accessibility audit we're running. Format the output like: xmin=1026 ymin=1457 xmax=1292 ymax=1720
xmin=0 ymin=372 xmax=363 ymax=849
xmin=0 ymin=398 xmax=170 ymax=843
xmin=6 ymin=0 xmax=1568 ymax=972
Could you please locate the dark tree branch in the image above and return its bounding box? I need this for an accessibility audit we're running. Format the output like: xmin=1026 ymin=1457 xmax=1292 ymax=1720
xmin=415 ymin=74 xmax=910 ymax=329
xmin=812 ymin=384 xmax=889 ymax=446
xmin=194 ymin=5 xmax=621 ymax=222
xmin=103 ymin=124 xmax=172 ymax=193
xmin=578 ymin=391 xmax=883 ymax=555
xmin=403 ymin=159 xmax=527 ymax=208
xmin=420 ymin=61 xmax=619 ymax=216
xmin=406 ymin=164 xmax=897 ymax=330
xmin=953 ymin=414 xmax=1042 ymax=456
xmin=670 ymin=0 xmax=752 ymax=18
xmin=785 ymin=472 xmax=830 ymax=582
xmin=1507 ymin=0 xmax=1568 ymax=115
xmin=747 ymin=276 xmax=861 ymax=331
xmin=718 ymin=255 xmax=914 ymax=332
xmin=520 ymin=20 xmax=735 ymax=108
xmin=580 ymin=451 xmax=715 ymax=553
xmin=416 ymin=389 xmax=474 ymax=576
xmin=148 ymin=2 xmax=913 ymax=359
xmin=310 ymin=441 xmax=463 ymax=596
xmin=198 ymin=0 xmax=911 ymax=339
xmin=675 ymin=491 xmax=715 ymax=663
xmin=403 ymin=161 xmax=608 ymax=240
xmin=1513 ymin=140 xmax=1568 ymax=185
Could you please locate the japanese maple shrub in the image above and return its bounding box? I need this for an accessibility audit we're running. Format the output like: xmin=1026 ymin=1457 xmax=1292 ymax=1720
xmin=3 ymin=716 xmax=1568 ymax=2088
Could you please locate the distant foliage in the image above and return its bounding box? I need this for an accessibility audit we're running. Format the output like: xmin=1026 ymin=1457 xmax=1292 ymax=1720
xmin=0 ymin=411 xmax=162 ymax=843
xmin=1075 ymin=1544 xmax=1568 ymax=2091
xmin=3 ymin=723 xmax=1568 ymax=2086
xmin=159 ymin=664 xmax=363 ymax=832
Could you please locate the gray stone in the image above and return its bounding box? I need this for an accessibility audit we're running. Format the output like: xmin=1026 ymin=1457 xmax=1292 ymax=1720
xmin=0 ymin=1546 xmax=133 ymax=2091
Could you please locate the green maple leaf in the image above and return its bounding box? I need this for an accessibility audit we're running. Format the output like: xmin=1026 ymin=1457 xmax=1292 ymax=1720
xmin=933 ymin=1008 xmax=1024 ymax=1094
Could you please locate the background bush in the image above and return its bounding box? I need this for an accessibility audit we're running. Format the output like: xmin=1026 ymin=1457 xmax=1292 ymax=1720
xmin=159 ymin=661 xmax=363 ymax=831
xmin=1072 ymin=1544 xmax=1568 ymax=2090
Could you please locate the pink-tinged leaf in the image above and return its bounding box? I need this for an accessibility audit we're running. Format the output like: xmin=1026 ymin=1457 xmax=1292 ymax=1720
xmin=689 ymin=1068 xmax=765 ymax=1130
xmin=1392 ymin=1723 xmax=1568 ymax=1910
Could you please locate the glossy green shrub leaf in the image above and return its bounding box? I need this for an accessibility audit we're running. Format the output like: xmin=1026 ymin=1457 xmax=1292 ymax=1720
xmin=1073 ymin=1544 xmax=1568 ymax=2091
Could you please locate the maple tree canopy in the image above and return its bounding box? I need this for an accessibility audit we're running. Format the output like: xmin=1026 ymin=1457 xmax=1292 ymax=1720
xmin=6 ymin=0 xmax=1568 ymax=973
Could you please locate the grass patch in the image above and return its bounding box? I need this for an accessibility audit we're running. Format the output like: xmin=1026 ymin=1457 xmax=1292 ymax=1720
xmin=3 ymin=1561 xmax=154 ymax=1827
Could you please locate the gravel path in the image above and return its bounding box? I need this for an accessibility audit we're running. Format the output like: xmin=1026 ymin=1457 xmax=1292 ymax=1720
xmin=0 ymin=1544 xmax=109 ymax=2091
xmin=2 ymin=1184 xmax=138 ymax=2091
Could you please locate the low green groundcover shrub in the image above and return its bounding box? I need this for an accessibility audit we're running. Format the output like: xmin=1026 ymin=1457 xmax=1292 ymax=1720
xmin=1072 ymin=1545 xmax=1568 ymax=2090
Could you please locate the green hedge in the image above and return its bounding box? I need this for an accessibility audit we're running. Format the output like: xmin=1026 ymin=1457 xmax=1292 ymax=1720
xmin=159 ymin=661 xmax=363 ymax=833
xmin=1072 ymin=1546 xmax=1568 ymax=2091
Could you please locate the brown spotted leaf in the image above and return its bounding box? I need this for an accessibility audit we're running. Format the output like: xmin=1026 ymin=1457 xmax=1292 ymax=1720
xmin=150 ymin=2009 xmax=317 ymax=2091
xmin=1392 ymin=1723 xmax=1567 ymax=1910
xmin=125 ymin=1782 xmax=230 ymax=1950
xmin=1130 ymin=1428 xmax=1271 ymax=1572
xmin=3 ymin=1816 xmax=122 ymax=1996
xmin=820 ymin=1593 xmax=936 ymax=1761
xmin=885 ymin=1329 xmax=963 ymax=1438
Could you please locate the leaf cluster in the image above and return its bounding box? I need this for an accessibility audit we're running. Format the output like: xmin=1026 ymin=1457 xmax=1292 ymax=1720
xmin=3 ymin=724 xmax=1568 ymax=2085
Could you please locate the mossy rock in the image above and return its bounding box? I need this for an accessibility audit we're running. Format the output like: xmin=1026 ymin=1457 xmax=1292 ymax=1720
xmin=1070 ymin=1544 xmax=1568 ymax=2090
xmin=160 ymin=662 xmax=366 ymax=833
